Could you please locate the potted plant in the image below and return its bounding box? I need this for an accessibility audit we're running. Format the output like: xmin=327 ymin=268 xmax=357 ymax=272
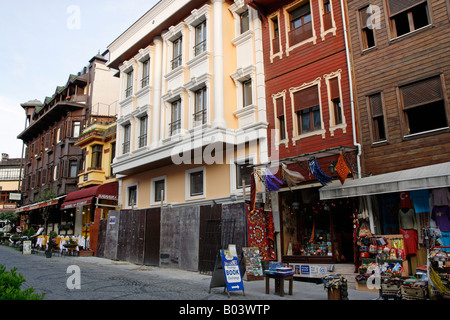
xmin=63 ymin=237 xmax=78 ymax=250
xmin=45 ymin=231 xmax=58 ymax=258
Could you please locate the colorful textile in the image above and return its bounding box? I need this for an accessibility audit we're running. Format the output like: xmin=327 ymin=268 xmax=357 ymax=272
xmin=246 ymin=205 xmax=276 ymax=261
xmin=308 ymin=157 xmax=332 ymax=186
xmin=440 ymin=232 xmax=450 ymax=253
xmin=430 ymin=188 xmax=450 ymax=207
xmin=264 ymin=168 xmax=283 ymax=192
xmin=335 ymin=153 xmax=351 ymax=185
xmin=400 ymin=228 xmax=418 ymax=256
xmin=399 ymin=192 xmax=412 ymax=209
xmin=281 ymin=163 xmax=304 ymax=188
xmin=410 ymin=190 xmax=431 ymax=213
xmin=431 ymin=206 xmax=450 ymax=232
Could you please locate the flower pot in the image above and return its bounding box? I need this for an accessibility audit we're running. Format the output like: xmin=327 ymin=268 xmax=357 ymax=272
xmin=45 ymin=251 xmax=52 ymax=258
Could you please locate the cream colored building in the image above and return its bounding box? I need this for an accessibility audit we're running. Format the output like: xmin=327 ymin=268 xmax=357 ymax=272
xmin=104 ymin=0 xmax=269 ymax=270
xmin=108 ymin=0 xmax=268 ymax=210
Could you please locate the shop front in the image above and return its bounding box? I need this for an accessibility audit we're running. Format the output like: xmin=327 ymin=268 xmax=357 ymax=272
xmin=320 ymin=162 xmax=450 ymax=298
xmin=60 ymin=182 xmax=118 ymax=253
xmin=279 ymin=185 xmax=356 ymax=265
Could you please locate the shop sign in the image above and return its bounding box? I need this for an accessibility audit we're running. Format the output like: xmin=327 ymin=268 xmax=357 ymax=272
xmin=98 ymin=194 xmax=118 ymax=201
xmin=109 ymin=216 xmax=116 ymax=225
xmin=298 ymin=264 xmax=328 ymax=277
xmin=23 ymin=241 xmax=31 ymax=255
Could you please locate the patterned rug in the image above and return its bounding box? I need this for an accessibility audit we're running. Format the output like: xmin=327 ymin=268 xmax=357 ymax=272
xmin=246 ymin=205 xmax=276 ymax=261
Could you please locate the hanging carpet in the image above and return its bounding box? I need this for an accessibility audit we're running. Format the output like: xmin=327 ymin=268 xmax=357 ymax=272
xmin=246 ymin=205 xmax=276 ymax=261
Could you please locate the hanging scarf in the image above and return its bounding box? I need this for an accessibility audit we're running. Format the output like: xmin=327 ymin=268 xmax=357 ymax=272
xmin=308 ymin=157 xmax=332 ymax=186
xmin=282 ymin=163 xmax=305 ymax=188
xmin=265 ymin=168 xmax=283 ymax=192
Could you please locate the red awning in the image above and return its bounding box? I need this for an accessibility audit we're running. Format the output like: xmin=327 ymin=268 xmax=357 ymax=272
xmin=60 ymin=182 xmax=118 ymax=209
xmin=60 ymin=197 xmax=94 ymax=209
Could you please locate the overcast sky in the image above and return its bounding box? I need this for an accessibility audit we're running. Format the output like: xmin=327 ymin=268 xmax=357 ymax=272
xmin=0 ymin=1 xmax=159 ymax=158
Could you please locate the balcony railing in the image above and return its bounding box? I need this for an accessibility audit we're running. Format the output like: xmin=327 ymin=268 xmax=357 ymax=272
xmin=125 ymin=86 xmax=133 ymax=98
xmin=288 ymin=22 xmax=313 ymax=46
xmin=141 ymin=76 xmax=149 ymax=88
xmin=171 ymin=55 xmax=182 ymax=70
xmin=194 ymin=40 xmax=207 ymax=56
xmin=138 ymin=134 xmax=147 ymax=148
xmin=122 ymin=141 xmax=130 ymax=154
xmin=272 ymin=37 xmax=280 ymax=54
xmin=193 ymin=109 xmax=207 ymax=127
xmin=169 ymin=119 xmax=181 ymax=136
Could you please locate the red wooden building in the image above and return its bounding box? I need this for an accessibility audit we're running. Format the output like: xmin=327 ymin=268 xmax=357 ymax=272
xmin=247 ymin=0 xmax=360 ymax=265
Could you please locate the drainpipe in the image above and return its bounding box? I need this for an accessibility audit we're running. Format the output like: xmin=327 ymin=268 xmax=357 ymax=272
xmin=340 ymin=0 xmax=377 ymax=233
xmin=340 ymin=0 xmax=361 ymax=179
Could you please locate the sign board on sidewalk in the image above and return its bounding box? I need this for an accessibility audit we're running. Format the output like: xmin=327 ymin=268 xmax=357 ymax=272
xmin=209 ymin=249 xmax=244 ymax=297
xmin=23 ymin=240 xmax=31 ymax=255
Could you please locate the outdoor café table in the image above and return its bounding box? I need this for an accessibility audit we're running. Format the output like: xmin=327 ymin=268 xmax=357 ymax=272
xmin=264 ymin=270 xmax=294 ymax=297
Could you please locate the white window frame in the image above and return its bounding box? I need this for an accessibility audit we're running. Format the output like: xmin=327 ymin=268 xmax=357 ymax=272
xmin=184 ymin=73 xmax=212 ymax=130
xmin=324 ymin=70 xmax=347 ymax=136
xmin=289 ymin=78 xmax=326 ymax=144
xmin=319 ymin=0 xmax=337 ymax=40
xmin=272 ymin=90 xmax=289 ymax=148
xmin=284 ymin=0 xmax=317 ymax=56
xmin=185 ymin=4 xmax=211 ymax=61
xmin=230 ymin=154 xmax=256 ymax=195
xmin=150 ymin=175 xmax=167 ymax=205
xmin=125 ymin=183 xmax=138 ymax=209
xmin=230 ymin=65 xmax=256 ymax=111
xmin=185 ymin=166 xmax=206 ymax=201
xmin=268 ymin=11 xmax=283 ymax=62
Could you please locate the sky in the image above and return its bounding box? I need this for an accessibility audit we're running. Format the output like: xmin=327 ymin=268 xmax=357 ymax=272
xmin=0 ymin=0 xmax=159 ymax=158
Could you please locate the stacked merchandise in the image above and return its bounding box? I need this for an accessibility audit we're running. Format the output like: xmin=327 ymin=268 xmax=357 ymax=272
xmin=322 ymin=275 xmax=348 ymax=300
xmin=428 ymin=248 xmax=450 ymax=299
xmin=401 ymin=278 xmax=428 ymax=300
xmin=264 ymin=263 xmax=295 ymax=276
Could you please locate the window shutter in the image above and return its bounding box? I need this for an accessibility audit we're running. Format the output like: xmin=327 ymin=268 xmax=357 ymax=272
xmin=401 ymin=76 xmax=442 ymax=109
xmin=388 ymin=0 xmax=426 ymax=16
xmin=369 ymin=93 xmax=383 ymax=117
xmin=276 ymin=98 xmax=284 ymax=117
xmin=294 ymin=86 xmax=319 ymax=111
xmin=329 ymin=78 xmax=340 ymax=100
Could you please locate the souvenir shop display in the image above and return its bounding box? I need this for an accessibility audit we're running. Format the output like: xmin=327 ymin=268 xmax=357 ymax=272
xmin=322 ymin=274 xmax=348 ymax=300
xmin=428 ymin=246 xmax=450 ymax=299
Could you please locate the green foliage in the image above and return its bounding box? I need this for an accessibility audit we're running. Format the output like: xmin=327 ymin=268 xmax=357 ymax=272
xmin=0 ymin=211 xmax=18 ymax=222
xmin=0 ymin=265 xmax=45 ymax=300
xmin=26 ymin=227 xmax=35 ymax=237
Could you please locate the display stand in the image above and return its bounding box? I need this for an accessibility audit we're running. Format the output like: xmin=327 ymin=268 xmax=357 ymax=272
xmin=242 ymin=247 xmax=264 ymax=280
xmin=209 ymin=250 xmax=245 ymax=297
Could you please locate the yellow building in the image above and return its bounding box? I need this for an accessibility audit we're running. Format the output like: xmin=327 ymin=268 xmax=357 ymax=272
xmin=104 ymin=0 xmax=270 ymax=270
xmin=62 ymin=119 xmax=119 ymax=254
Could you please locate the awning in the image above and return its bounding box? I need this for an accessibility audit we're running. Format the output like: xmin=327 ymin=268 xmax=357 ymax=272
xmin=60 ymin=197 xmax=94 ymax=209
xmin=320 ymin=162 xmax=450 ymax=200
xmin=15 ymin=195 xmax=66 ymax=214
xmin=60 ymin=182 xmax=118 ymax=209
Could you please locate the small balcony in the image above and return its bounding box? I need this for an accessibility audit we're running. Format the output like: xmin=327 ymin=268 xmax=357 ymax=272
xmin=289 ymin=22 xmax=313 ymax=46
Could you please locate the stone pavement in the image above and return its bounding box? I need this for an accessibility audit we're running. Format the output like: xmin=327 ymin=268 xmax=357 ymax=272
xmin=0 ymin=245 xmax=380 ymax=301
xmin=72 ymin=255 xmax=380 ymax=301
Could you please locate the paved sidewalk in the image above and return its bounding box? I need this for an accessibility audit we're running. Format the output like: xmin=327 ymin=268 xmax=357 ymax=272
xmin=73 ymin=255 xmax=380 ymax=300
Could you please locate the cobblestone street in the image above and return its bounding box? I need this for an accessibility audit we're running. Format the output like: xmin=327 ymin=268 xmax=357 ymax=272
xmin=0 ymin=245 xmax=380 ymax=301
